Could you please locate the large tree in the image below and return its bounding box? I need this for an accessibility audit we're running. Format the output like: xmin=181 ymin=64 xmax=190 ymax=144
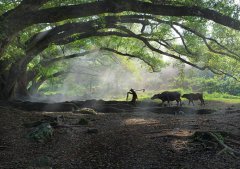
xmin=0 ymin=0 xmax=240 ymax=100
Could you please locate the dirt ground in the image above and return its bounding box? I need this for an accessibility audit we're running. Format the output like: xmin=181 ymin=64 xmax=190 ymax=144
xmin=0 ymin=100 xmax=240 ymax=169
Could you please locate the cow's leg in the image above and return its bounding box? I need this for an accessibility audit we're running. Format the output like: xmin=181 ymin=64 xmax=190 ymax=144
xmin=176 ymin=100 xmax=179 ymax=106
xmin=188 ymin=100 xmax=190 ymax=105
xmin=176 ymin=99 xmax=181 ymax=106
xmin=191 ymin=100 xmax=195 ymax=106
xmin=162 ymin=100 xmax=165 ymax=107
xmin=167 ymin=100 xmax=170 ymax=107
xmin=179 ymin=98 xmax=182 ymax=106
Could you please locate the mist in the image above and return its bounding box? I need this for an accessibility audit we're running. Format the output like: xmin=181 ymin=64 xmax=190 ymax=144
xmin=37 ymin=51 xmax=184 ymax=102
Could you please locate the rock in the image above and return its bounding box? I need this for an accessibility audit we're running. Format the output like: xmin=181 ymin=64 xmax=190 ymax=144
xmin=73 ymin=108 xmax=97 ymax=115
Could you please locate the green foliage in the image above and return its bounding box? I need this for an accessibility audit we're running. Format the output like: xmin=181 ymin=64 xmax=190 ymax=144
xmin=41 ymin=0 xmax=97 ymax=9
xmin=92 ymin=35 xmax=166 ymax=71
xmin=170 ymin=65 xmax=240 ymax=96
xmin=205 ymin=92 xmax=240 ymax=101
xmin=1 ymin=0 xmax=240 ymax=100
xmin=27 ymin=123 xmax=53 ymax=142
xmin=0 ymin=0 xmax=20 ymax=15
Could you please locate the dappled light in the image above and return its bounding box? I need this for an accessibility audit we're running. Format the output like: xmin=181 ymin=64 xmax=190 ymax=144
xmin=144 ymin=129 xmax=193 ymax=139
xmin=171 ymin=140 xmax=189 ymax=152
xmin=124 ymin=117 xmax=159 ymax=126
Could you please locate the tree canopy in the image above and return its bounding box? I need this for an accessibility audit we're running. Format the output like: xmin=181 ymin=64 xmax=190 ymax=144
xmin=0 ymin=0 xmax=240 ymax=100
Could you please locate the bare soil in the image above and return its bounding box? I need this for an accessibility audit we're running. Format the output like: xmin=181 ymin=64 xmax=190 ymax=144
xmin=0 ymin=100 xmax=240 ymax=169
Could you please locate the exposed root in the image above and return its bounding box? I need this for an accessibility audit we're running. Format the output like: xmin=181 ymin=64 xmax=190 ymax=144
xmin=191 ymin=131 xmax=240 ymax=158
xmin=208 ymin=132 xmax=240 ymax=157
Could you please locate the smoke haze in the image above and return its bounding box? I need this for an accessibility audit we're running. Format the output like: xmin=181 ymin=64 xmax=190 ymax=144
xmin=36 ymin=52 xmax=183 ymax=102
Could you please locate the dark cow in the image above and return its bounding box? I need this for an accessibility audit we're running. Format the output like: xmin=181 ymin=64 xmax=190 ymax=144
xmin=182 ymin=93 xmax=205 ymax=106
xmin=151 ymin=91 xmax=181 ymax=106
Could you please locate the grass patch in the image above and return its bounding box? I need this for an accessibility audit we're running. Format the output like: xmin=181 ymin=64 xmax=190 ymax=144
xmin=72 ymin=88 xmax=240 ymax=104
xmin=205 ymin=98 xmax=240 ymax=103
xmin=134 ymin=90 xmax=240 ymax=103
xmin=204 ymin=92 xmax=240 ymax=103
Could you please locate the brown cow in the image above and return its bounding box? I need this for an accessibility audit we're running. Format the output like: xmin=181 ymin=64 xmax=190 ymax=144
xmin=182 ymin=93 xmax=205 ymax=106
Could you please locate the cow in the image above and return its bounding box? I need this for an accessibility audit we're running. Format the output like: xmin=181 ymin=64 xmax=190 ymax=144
xmin=182 ymin=93 xmax=205 ymax=106
xmin=151 ymin=91 xmax=181 ymax=107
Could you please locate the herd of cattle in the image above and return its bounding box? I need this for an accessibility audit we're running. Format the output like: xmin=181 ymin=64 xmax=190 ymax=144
xmin=151 ymin=91 xmax=205 ymax=106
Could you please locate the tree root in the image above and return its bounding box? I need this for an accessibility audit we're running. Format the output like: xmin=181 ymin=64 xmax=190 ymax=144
xmin=191 ymin=131 xmax=240 ymax=158
xmin=208 ymin=132 xmax=240 ymax=157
